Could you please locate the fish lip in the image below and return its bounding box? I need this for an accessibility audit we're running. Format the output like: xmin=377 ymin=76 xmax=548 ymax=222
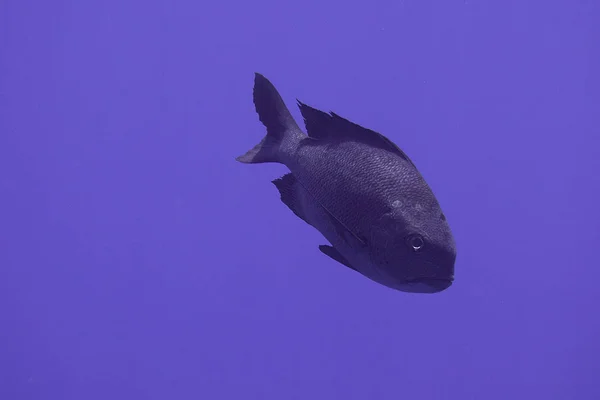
xmin=404 ymin=277 xmax=453 ymax=293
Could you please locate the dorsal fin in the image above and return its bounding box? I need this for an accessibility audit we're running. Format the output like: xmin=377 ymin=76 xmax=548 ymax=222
xmin=296 ymin=100 xmax=414 ymax=165
xmin=296 ymin=100 xmax=333 ymax=139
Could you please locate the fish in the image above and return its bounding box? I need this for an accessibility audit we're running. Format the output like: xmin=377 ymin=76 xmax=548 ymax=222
xmin=236 ymin=73 xmax=456 ymax=294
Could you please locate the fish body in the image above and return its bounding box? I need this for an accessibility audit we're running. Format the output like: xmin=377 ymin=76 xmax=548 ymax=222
xmin=237 ymin=73 xmax=456 ymax=293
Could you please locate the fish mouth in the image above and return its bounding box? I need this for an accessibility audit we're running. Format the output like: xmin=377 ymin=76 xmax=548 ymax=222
xmin=403 ymin=277 xmax=453 ymax=293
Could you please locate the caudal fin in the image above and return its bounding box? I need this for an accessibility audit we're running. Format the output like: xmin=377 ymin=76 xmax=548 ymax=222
xmin=236 ymin=73 xmax=301 ymax=164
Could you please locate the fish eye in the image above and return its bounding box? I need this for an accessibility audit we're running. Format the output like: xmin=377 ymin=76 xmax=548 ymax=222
xmin=407 ymin=235 xmax=425 ymax=252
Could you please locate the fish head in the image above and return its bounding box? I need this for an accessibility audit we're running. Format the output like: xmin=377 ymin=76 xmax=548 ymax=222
xmin=368 ymin=202 xmax=456 ymax=294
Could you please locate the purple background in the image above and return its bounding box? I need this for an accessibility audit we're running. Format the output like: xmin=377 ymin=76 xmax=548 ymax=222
xmin=1 ymin=0 xmax=599 ymax=399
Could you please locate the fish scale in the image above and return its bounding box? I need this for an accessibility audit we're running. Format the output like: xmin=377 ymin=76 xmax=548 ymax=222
xmin=286 ymin=139 xmax=414 ymax=241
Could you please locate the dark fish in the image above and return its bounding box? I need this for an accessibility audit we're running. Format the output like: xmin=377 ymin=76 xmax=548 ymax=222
xmin=237 ymin=73 xmax=456 ymax=294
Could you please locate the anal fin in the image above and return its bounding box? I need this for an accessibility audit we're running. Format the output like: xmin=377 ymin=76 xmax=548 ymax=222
xmin=272 ymin=173 xmax=310 ymax=225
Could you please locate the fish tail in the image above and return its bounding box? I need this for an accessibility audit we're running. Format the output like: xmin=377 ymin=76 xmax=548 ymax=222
xmin=236 ymin=73 xmax=302 ymax=164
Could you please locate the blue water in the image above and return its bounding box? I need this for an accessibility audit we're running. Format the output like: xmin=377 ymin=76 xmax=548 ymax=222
xmin=1 ymin=1 xmax=598 ymax=399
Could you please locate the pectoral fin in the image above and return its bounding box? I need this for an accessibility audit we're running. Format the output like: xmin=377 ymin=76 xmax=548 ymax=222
xmin=281 ymin=172 xmax=367 ymax=249
xmin=318 ymin=202 xmax=367 ymax=249
xmin=318 ymin=245 xmax=358 ymax=272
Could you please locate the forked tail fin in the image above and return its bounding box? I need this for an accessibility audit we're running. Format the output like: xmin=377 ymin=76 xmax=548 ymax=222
xmin=236 ymin=73 xmax=301 ymax=164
